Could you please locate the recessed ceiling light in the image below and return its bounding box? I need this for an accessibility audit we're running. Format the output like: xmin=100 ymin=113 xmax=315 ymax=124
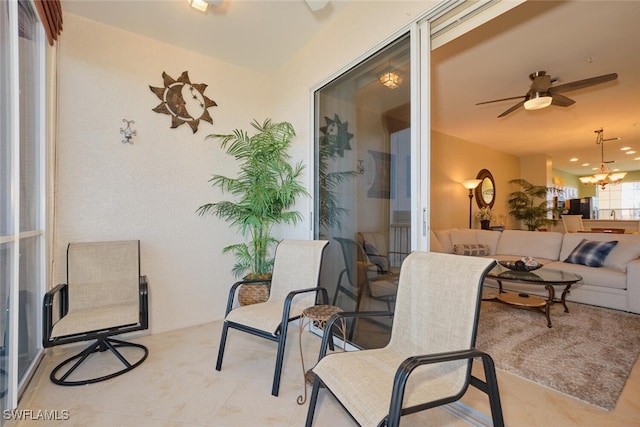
xmin=626 ymin=150 xmax=637 ymax=154
xmin=621 ymin=146 xmax=631 ymax=151
xmin=581 ymin=163 xmax=590 ymax=167
xmin=569 ymin=157 xmax=579 ymax=162
xmin=635 ymin=157 xmax=640 ymax=161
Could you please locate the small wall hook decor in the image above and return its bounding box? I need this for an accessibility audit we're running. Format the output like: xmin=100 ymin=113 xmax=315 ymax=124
xmin=120 ymin=119 xmax=137 ymax=144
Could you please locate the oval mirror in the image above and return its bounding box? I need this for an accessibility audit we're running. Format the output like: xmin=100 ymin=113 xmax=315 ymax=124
xmin=475 ymin=169 xmax=495 ymax=209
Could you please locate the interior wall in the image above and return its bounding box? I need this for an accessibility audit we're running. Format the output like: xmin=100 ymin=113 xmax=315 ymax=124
xmin=54 ymin=14 xmax=272 ymax=333
xmin=430 ymin=130 xmax=520 ymax=231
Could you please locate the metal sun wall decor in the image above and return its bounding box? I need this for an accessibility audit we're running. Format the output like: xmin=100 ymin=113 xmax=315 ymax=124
xmin=320 ymin=113 xmax=353 ymax=158
xmin=149 ymin=71 xmax=217 ymax=133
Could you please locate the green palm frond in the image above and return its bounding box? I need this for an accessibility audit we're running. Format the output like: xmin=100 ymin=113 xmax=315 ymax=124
xmin=198 ymin=119 xmax=307 ymax=277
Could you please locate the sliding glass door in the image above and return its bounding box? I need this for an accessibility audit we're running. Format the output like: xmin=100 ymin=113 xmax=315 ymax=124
xmin=1 ymin=0 xmax=46 ymax=414
xmin=314 ymin=35 xmax=412 ymax=348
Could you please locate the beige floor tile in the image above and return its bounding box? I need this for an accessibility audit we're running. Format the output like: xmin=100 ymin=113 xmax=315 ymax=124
xmin=12 ymin=319 xmax=639 ymax=427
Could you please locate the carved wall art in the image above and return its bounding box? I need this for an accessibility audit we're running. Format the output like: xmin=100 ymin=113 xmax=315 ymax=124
xmin=149 ymin=71 xmax=217 ymax=133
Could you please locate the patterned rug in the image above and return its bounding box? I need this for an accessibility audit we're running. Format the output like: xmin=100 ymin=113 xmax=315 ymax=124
xmin=476 ymin=288 xmax=640 ymax=410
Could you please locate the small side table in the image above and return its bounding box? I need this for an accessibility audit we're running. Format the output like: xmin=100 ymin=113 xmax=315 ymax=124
xmin=297 ymin=304 xmax=347 ymax=405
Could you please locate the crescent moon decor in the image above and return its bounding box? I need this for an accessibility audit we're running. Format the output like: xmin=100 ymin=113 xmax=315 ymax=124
xmin=149 ymin=71 xmax=217 ymax=133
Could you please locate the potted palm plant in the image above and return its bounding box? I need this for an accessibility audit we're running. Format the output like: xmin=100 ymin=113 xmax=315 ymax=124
xmin=507 ymin=179 xmax=561 ymax=231
xmin=197 ymin=119 xmax=308 ymax=304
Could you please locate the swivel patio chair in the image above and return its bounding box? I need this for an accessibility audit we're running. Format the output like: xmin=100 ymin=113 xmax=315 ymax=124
xmin=216 ymin=239 xmax=329 ymax=397
xmin=306 ymin=251 xmax=504 ymax=427
xmin=43 ymin=240 xmax=149 ymax=386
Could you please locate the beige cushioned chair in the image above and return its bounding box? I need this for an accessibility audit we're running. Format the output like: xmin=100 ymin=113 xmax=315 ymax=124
xmin=562 ymin=214 xmax=585 ymax=233
xmin=216 ymin=239 xmax=329 ymax=396
xmin=43 ymin=240 xmax=149 ymax=386
xmin=305 ymin=251 xmax=504 ymax=427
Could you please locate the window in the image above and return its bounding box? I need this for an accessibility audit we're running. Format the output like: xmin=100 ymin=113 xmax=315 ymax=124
xmin=597 ymin=181 xmax=640 ymax=219
xmin=0 ymin=0 xmax=46 ymax=413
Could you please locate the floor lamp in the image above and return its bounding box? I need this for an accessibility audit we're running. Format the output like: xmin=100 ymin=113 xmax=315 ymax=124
xmin=462 ymin=179 xmax=482 ymax=228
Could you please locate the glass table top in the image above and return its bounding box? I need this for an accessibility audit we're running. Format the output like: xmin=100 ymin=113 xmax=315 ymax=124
xmin=487 ymin=264 xmax=583 ymax=284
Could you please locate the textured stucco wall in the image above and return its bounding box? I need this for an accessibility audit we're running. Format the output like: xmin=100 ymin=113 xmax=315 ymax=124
xmin=54 ymin=13 xmax=272 ymax=333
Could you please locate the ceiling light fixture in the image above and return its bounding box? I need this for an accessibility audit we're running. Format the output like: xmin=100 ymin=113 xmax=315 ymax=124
xmin=579 ymin=128 xmax=626 ymax=190
xmin=187 ymin=0 xmax=222 ymax=13
xmin=523 ymin=91 xmax=552 ymax=110
xmin=379 ymin=70 xmax=403 ymax=89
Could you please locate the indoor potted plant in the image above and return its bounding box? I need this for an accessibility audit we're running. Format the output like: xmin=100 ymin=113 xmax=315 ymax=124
xmin=197 ymin=119 xmax=308 ymax=304
xmin=475 ymin=207 xmax=494 ymax=230
xmin=507 ymin=179 xmax=561 ymax=231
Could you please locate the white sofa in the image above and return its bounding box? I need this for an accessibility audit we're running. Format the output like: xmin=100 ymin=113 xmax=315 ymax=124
xmin=430 ymin=229 xmax=640 ymax=314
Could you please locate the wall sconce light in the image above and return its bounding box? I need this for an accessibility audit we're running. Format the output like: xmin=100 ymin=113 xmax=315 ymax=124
xmin=120 ymin=119 xmax=137 ymax=144
xmin=357 ymin=159 xmax=365 ymax=174
xmin=461 ymin=179 xmax=482 ymax=229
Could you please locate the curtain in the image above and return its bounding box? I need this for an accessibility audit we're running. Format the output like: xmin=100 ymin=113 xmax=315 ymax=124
xmin=34 ymin=0 xmax=62 ymax=45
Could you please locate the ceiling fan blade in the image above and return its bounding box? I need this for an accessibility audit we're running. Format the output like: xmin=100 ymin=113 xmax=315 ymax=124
xmin=551 ymin=94 xmax=575 ymax=107
xmin=550 ymin=73 xmax=618 ymax=94
xmin=476 ymin=95 xmax=525 ymax=105
xmin=531 ymin=74 xmax=551 ymax=92
xmin=497 ymin=100 xmax=525 ymax=118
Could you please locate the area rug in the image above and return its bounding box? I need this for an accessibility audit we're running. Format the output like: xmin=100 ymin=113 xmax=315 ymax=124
xmin=476 ymin=288 xmax=640 ymax=410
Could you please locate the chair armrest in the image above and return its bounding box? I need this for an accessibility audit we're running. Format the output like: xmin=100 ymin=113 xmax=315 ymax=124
xmin=317 ymin=311 xmax=393 ymax=358
xmin=42 ymin=283 xmax=69 ymax=347
xmin=224 ymin=278 xmax=273 ymax=316
xmin=139 ymin=275 xmax=149 ymax=329
xmin=281 ymin=287 xmax=330 ymax=326
xmin=389 ymin=349 xmax=500 ymax=422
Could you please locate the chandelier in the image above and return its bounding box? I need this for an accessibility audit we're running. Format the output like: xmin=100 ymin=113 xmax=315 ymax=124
xmin=579 ymin=128 xmax=626 ymax=190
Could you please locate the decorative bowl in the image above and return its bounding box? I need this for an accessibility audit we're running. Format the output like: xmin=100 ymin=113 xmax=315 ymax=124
xmin=498 ymin=260 xmax=543 ymax=272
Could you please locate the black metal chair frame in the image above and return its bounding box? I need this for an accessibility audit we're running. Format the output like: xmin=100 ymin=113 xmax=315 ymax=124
xmin=42 ymin=242 xmax=149 ymax=386
xmin=216 ymin=279 xmax=330 ymax=397
xmin=306 ymin=254 xmax=505 ymax=427
xmin=305 ymin=309 xmax=504 ymax=427
xmin=332 ymin=236 xmax=396 ymax=338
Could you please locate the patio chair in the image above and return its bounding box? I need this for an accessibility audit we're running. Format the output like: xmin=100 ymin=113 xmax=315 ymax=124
xmin=333 ymin=237 xmax=397 ymax=311
xmin=562 ymin=214 xmax=584 ymax=233
xmin=43 ymin=240 xmax=149 ymax=386
xmin=305 ymin=251 xmax=504 ymax=427
xmin=216 ymin=239 xmax=329 ymax=397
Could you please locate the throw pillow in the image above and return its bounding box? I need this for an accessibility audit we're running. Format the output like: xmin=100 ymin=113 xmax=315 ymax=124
xmin=364 ymin=242 xmax=389 ymax=273
xmin=603 ymin=240 xmax=640 ymax=272
xmin=564 ymin=239 xmax=618 ymax=267
xmin=453 ymin=243 xmax=491 ymax=256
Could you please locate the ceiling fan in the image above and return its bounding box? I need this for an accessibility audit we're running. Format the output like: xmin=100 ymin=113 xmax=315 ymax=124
xmin=476 ymin=71 xmax=618 ymax=118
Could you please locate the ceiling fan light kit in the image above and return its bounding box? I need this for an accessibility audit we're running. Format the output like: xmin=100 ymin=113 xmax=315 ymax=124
xmin=523 ymin=93 xmax=552 ymax=110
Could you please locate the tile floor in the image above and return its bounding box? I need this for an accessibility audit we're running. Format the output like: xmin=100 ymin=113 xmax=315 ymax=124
xmin=7 ymin=319 xmax=640 ymax=427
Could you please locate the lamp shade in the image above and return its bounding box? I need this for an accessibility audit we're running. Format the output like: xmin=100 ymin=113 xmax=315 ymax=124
xmin=461 ymin=179 xmax=482 ymax=190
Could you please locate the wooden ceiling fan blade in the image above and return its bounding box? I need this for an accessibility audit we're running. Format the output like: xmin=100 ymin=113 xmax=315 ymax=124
xmin=551 ymin=94 xmax=575 ymax=107
xmin=550 ymin=73 xmax=618 ymax=94
xmin=497 ymin=100 xmax=525 ymax=118
xmin=476 ymin=95 xmax=525 ymax=105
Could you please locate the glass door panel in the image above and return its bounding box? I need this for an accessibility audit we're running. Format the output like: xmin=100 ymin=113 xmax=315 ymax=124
xmin=315 ymin=35 xmax=411 ymax=349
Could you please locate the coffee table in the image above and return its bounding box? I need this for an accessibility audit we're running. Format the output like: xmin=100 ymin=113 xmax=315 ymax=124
xmin=485 ymin=264 xmax=582 ymax=328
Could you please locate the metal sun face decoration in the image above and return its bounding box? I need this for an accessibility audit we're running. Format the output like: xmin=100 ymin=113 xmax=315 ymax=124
xmin=149 ymin=71 xmax=217 ymax=133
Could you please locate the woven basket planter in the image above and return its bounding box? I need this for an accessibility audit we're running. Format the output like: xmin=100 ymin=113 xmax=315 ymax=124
xmin=238 ymin=281 xmax=270 ymax=306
